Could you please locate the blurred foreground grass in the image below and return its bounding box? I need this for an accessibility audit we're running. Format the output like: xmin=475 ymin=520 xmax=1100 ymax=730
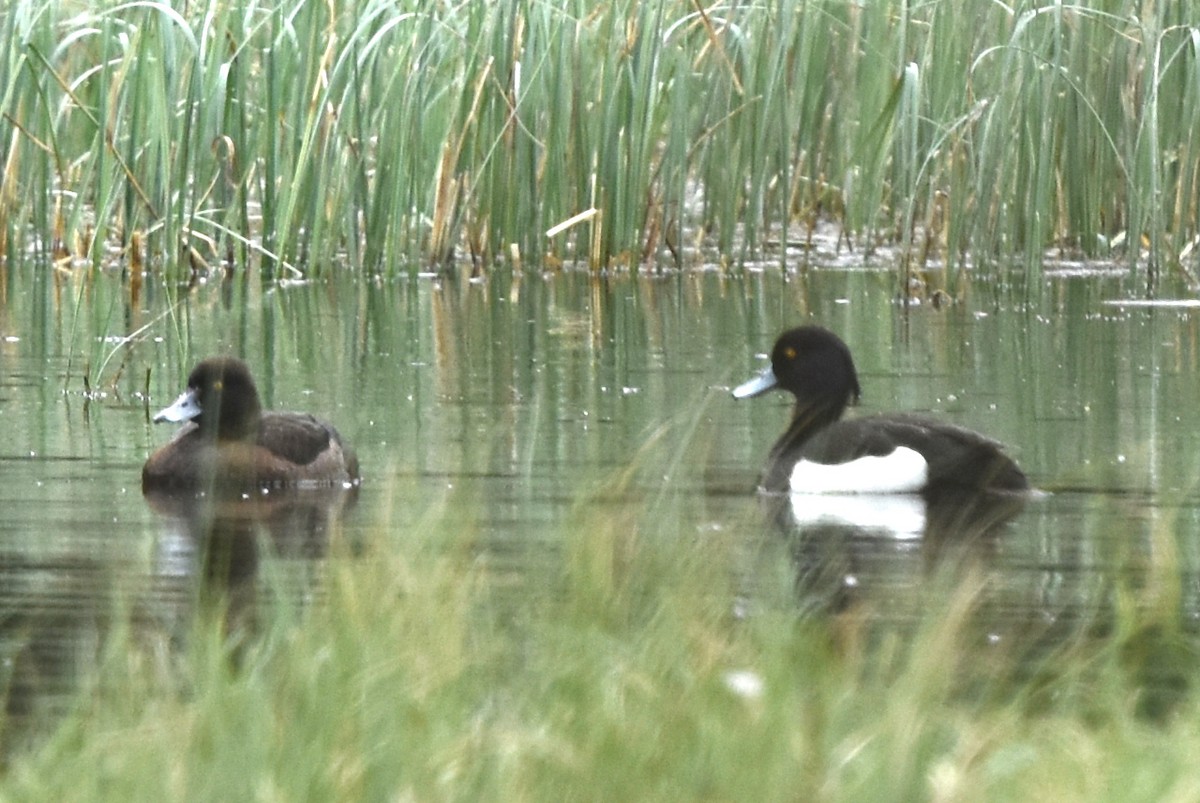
xmin=3 ymin=475 xmax=1199 ymax=802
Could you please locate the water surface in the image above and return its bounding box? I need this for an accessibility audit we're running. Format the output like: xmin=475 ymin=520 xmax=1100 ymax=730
xmin=3 ymin=262 xmax=1200 ymax=742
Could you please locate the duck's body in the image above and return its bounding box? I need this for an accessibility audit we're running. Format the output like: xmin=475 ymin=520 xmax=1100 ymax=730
xmin=735 ymin=326 xmax=1027 ymax=496
xmin=142 ymin=358 xmax=359 ymax=492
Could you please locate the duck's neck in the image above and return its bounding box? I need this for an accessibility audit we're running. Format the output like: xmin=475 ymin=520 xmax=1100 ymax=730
xmin=761 ymin=399 xmax=847 ymax=490
xmin=197 ymin=404 xmax=261 ymax=441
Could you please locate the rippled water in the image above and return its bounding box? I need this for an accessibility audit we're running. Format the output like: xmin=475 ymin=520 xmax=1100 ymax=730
xmin=3 ymin=262 xmax=1200 ymax=744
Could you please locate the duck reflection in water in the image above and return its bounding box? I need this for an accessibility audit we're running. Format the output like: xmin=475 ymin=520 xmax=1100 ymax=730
xmin=143 ymin=487 xmax=357 ymax=635
xmin=746 ymin=484 xmax=1030 ymax=624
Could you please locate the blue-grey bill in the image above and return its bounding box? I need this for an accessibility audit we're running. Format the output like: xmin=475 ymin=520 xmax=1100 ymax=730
xmin=732 ymin=366 xmax=778 ymax=399
xmin=153 ymin=389 xmax=202 ymax=423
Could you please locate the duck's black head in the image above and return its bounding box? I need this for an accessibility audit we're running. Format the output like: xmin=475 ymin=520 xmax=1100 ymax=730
xmin=153 ymin=357 xmax=263 ymax=439
xmin=734 ymin=326 xmax=861 ymax=416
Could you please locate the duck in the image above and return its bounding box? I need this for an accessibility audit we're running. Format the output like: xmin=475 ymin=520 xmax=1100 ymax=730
xmin=142 ymin=357 xmax=360 ymax=492
xmin=733 ymin=326 xmax=1027 ymax=496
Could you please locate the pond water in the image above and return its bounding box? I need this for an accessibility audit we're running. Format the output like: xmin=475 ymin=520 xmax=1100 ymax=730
xmin=3 ymin=260 xmax=1200 ymax=743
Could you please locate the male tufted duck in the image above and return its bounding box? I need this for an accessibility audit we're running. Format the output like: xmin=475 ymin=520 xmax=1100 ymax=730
xmin=142 ymin=357 xmax=360 ymax=492
xmin=733 ymin=326 xmax=1027 ymax=495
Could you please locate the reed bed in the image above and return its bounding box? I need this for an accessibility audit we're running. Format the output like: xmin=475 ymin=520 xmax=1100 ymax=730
xmin=1 ymin=1 xmax=1198 ymax=278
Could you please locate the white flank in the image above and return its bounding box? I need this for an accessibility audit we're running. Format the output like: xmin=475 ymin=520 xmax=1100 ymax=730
xmin=789 ymin=446 xmax=928 ymax=494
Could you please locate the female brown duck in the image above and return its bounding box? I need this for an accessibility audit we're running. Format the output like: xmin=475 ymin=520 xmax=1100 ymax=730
xmin=143 ymin=357 xmax=359 ymax=492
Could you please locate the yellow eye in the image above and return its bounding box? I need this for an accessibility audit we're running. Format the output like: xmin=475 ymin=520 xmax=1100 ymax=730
xmin=783 ymin=347 xmax=797 ymax=360
xmin=214 ymin=380 xmax=223 ymax=391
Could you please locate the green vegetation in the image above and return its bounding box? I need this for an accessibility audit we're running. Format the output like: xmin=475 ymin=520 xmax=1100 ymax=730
xmin=2 ymin=474 xmax=1199 ymax=801
xmin=2 ymin=1 xmax=1198 ymax=279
